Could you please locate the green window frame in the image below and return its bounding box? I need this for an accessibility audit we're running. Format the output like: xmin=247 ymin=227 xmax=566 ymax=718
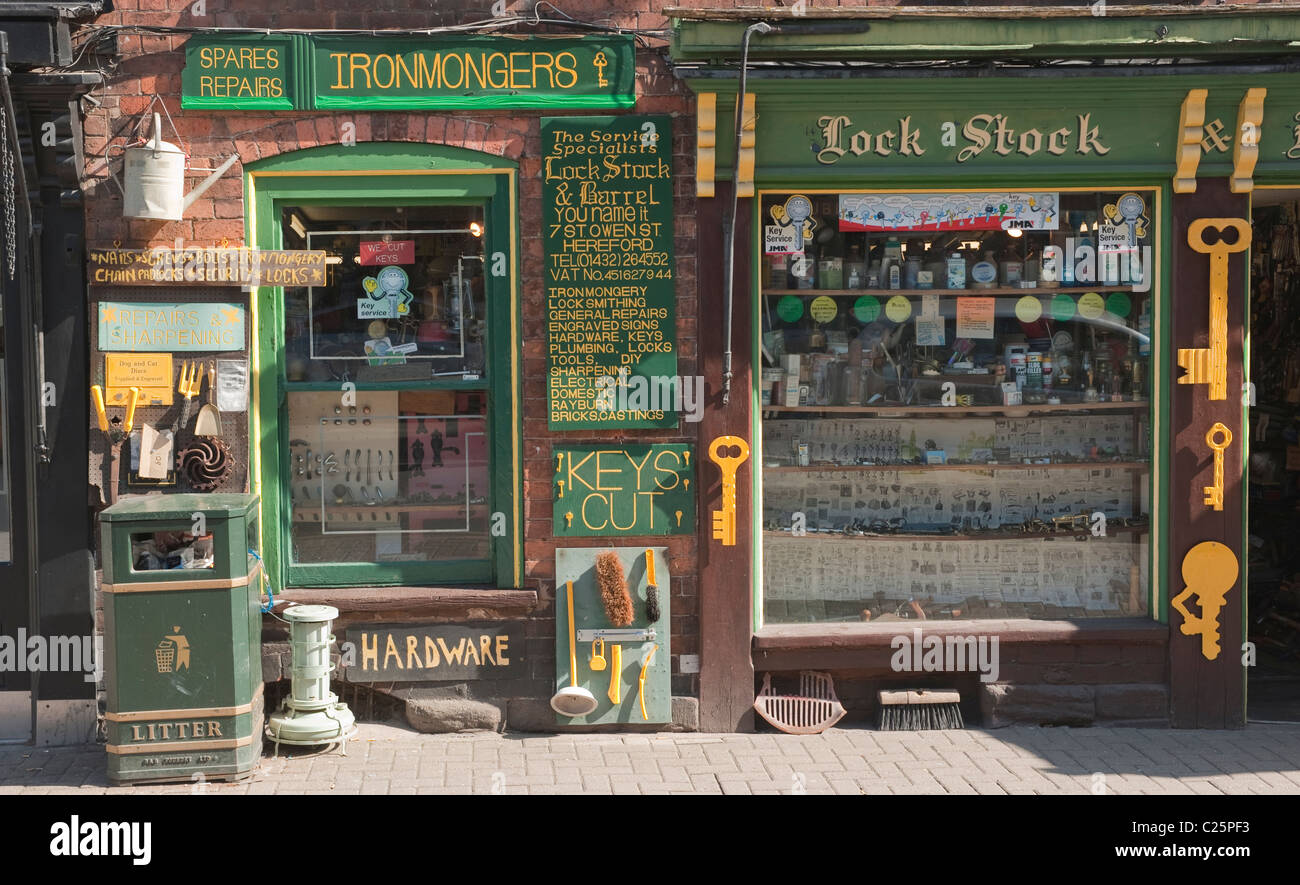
xmin=246 ymin=143 xmax=522 ymax=589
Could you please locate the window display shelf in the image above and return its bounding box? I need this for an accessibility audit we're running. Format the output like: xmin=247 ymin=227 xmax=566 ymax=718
xmin=762 ymin=400 xmax=1146 ymax=418
xmin=763 ymin=524 xmax=1149 ymax=543
xmin=763 ymin=285 xmax=1140 ymax=297
xmin=764 ymin=460 xmax=1149 ymax=474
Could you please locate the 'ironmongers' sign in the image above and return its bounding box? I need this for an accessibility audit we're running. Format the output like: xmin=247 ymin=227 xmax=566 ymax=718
xmin=183 ymin=33 xmax=635 ymax=111
xmin=344 ymin=623 xmax=524 ymax=682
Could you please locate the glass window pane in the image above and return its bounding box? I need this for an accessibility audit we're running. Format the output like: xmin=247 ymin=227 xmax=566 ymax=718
xmin=287 ymin=390 xmax=491 ymax=566
xmin=0 ymin=359 xmax=10 ymax=563
xmin=760 ymin=189 xmax=1153 ymax=622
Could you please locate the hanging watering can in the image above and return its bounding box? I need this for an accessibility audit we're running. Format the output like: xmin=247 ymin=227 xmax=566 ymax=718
xmin=109 ymin=113 xmax=240 ymax=221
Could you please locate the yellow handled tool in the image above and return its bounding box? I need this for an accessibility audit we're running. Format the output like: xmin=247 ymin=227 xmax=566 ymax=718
xmin=91 ymin=385 xmax=109 ymax=432
xmin=123 ymin=386 xmax=141 ymax=435
xmin=607 ymin=644 xmax=622 ymax=705
xmin=638 ymin=643 xmax=658 ymax=721
xmin=589 ymin=638 xmax=607 ymax=672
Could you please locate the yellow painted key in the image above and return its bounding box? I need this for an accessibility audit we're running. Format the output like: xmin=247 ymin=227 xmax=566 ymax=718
xmin=1178 ymin=218 xmax=1250 ymax=401
xmin=1170 ymin=540 xmax=1238 ymax=661
xmin=708 ymin=435 xmax=749 ymax=546
xmin=1202 ymin=422 xmax=1232 ymax=511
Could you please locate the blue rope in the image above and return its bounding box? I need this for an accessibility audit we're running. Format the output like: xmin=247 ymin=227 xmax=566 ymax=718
xmin=249 ymin=548 xmax=275 ymax=612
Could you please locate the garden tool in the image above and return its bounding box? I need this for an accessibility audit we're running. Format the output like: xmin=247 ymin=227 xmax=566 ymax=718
xmin=194 ymin=361 xmax=221 ymax=436
xmin=637 ymin=643 xmax=658 ymax=721
xmin=176 ymin=359 xmax=202 ymax=430
xmin=92 ymin=384 xmax=139 ymax=504
xmin=606 ymin=644 xmax=623 ymax=705
xmin=589 ymin=638 xmax=607 ymax=672
xmin=645 ymin=549 xmax=661 ymax=623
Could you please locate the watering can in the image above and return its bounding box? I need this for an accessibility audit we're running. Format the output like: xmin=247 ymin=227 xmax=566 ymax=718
xmin=109 ymin=113 xmax=240 ymax=221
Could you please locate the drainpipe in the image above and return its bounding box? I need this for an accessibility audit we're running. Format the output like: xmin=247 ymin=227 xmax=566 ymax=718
xmin=720 ymin=21 xmax=772 ymax=406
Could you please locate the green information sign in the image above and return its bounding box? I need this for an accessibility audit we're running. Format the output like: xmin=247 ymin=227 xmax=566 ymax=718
xmin=553 ymin=445 xmax=695 ymax=537
xmin=182 ymin=34 xmax=635 ymax=110
xmin=543 ymin=115 xmax=677 ymax=429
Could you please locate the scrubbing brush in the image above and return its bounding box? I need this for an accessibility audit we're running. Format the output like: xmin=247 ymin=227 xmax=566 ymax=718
xmin=595 ymin=551 xmax=634 ymax=627
xmin=644 ymin=549 xmax=661 ymax=623
xmin=876 ymin=689 xmax=964 ymax=731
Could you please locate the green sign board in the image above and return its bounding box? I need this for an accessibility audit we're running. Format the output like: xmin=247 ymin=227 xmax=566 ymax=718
xmin=182 ymin=34 xmax=634 ymax=110
xmin=553 ymin=445 xmax=695 ymax=537
xmin=543 ymin=115 xmax=677 ymax=429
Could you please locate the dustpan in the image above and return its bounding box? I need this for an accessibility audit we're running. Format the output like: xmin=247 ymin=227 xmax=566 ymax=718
xmin=195 ymin=362 xmax=221 ymax=437
xmin=753 ymin=671 xmax=846 ymax=735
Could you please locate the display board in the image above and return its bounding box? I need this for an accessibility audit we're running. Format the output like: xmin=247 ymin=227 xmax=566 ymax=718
xmin=555 ymin=547 xmax=670 ymax=725
xmin=552 ymin=444 xmax=695 ymax=537
xmin=543 ymin=115 xmax=677 ymax=429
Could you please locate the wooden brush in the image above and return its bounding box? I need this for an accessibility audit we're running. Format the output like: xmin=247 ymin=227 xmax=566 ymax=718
xmin=595 ymin=551 xmax=634 ymax=627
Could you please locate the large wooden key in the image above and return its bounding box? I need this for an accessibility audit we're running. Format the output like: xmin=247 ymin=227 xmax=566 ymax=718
xmin=1170 ymin=540 xmax=1238 ymax=661
xmin=1202 ymin=422 xmax=1232 ymax=511
xmin=1178 ymin=217 xmax=1251 ymax=401
xmin=708 ymin=436 xmax=750 ymax=546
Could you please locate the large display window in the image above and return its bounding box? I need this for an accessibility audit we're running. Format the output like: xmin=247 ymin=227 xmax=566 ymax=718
xmin=758 ymin=188 xmax=1157 ymax=623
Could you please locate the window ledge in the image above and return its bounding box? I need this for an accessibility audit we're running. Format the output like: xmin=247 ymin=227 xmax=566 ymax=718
xmin=275 ymin=586 xmax=538 ymax=618
xmin=755 ymin=618 xmax=1166 ymax=653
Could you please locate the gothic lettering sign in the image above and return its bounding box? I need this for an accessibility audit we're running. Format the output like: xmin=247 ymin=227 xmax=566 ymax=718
xmin=543 ymin=115 xmax=678 ymax=429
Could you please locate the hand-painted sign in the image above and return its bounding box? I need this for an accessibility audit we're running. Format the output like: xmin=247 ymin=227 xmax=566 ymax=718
xmin=344 ymin=623 xmax=524 ymax=682
xmin=183 ymin=34 xmax=635 ymax=110
xmin=98 ymin=302 xmax=246 ymax=352
xmin=88 ymin=247 xmax=326 ymax=287
xmin=359 ymin=240 xmax=415 ymax=266
xmin=839 ymin=192 xmax=1060 ymax=232
xmin=543 ymin=115 xmax=678 ymax=429
xmin=105 ymin=353 xmax=174 ymax=406
xmin=553 ymin=444 xmax=695 ymax=537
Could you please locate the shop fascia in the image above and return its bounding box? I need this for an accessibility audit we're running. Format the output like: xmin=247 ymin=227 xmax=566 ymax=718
xmin=815 ymin=111 xmax=1110 ymax=165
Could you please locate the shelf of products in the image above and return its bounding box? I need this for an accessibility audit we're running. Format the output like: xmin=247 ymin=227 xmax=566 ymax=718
xmin=760 ymin=188 xmax=1154 ymax=623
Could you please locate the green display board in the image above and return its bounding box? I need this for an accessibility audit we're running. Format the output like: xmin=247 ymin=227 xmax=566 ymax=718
xmin=553 ymin=444 xmax=695 ymax=537
xmin=555 ymin=547 xmax=670 ymax=726
xmin=182 ymin=34 xmax=635 ymax=110
xmin=543 ymin=114 xmax=678 ymax=429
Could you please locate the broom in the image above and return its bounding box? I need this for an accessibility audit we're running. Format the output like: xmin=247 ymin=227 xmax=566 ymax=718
xmin=595 ymin=551 xmax=634 ymax=627
xmin=877 ymin=689 xmax=964 ymax=731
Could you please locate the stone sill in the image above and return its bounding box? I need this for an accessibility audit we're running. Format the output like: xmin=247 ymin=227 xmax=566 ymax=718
xmin=274 ymin=586 xmax=539 ymax=619
xmin=754 ymin=618 xmax=1166 ymax=670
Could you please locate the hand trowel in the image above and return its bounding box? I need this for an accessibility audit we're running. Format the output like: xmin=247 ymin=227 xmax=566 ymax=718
xmin=194 ymin=361 xmax=222 ymax=437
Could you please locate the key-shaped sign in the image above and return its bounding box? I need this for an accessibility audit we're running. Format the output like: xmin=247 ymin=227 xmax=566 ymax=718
xmin=1170 ymin=540 xmax=1238 ymax=661
xmin=1202 ymin=422 xmax=1232 ymax=511
xmin=1177 ymin=217 xmax=1251 ymax=401
xmin=708 ymin=435 xmax=750 ymax=546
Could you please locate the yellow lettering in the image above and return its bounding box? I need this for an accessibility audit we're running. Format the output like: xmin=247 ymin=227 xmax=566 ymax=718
xmin=424 ymin=636 xmax=440 ymax=667
xmin=480 ymin=634 xmax=494 ymax=665
xmin=437 ymin=636 xmax=466 ymax=666
xmin=384 ymin=634 xmax=403 ymax=669
xmin=406 ymin=635 xmax=420 ymax=669
xmin=208 ymin=720 xmax=223 ymax=737
xmin=361 ymin=632 xmax=378 ymax=670
xmin=495 ymin=635 xmax=510 ymax=665
xmin=555 ymin=51 xmax=578 ymax=89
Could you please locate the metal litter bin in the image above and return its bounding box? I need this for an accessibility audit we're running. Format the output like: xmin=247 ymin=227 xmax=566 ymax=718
xmin=99 ymin=493 xmax=263 ymax=785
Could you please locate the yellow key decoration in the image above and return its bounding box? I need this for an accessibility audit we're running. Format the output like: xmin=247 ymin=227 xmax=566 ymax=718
xmin=1170 ymin=541 xmax=1238 ymax=661
xmin=708 ymin=436 xmax=749 ymax=546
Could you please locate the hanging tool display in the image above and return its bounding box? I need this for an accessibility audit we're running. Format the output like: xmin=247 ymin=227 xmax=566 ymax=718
xmin=554 ymin=547 xmax=670 ymax=724
xmin=176 ymin=359 xmax=203 ymax=430
xmin=92 ymin=384 xmax=140 ymax=504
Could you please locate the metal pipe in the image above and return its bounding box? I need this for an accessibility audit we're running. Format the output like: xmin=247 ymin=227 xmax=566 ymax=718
xmin=720 ymin=21 xmax=772 ymax=406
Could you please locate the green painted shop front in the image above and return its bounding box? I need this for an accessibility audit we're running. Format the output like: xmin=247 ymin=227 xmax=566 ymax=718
xmin=680 ymin=40 xmax=1300 ymax=728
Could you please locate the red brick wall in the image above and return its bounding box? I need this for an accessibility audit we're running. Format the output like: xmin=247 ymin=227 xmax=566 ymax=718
xmin=81 ymin=1 xmax=712 ymax=706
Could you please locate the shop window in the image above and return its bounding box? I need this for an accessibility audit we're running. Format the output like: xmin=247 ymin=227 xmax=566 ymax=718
xmin=278 ymin=205 xmax=497 ymax=582
xmin=759 ymin=189 xmax=1155 ymax=623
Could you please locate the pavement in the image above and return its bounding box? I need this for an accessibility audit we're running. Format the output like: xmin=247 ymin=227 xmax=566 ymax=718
xmin=4 ymin=721 xmax=1300 ymax=795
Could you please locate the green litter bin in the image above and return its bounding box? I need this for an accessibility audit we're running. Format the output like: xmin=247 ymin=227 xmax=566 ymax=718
xmin=100 ymin=493 xmax=264 ymax=785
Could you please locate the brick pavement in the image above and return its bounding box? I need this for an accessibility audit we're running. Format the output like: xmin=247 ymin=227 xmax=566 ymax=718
xmin=2 ymin=722 xmax=1299 ymax=795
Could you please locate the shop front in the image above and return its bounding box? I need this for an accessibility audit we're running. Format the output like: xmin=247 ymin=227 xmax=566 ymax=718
xmin=82 ymin=7 xmax=704 ymax=742
xmin=674 ymin=7 xmax=1300 ymax=730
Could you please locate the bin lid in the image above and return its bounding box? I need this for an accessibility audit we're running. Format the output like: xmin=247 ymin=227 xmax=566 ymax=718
xmin=100 ymin=493 xmax=260 ymax=521
xmin=283 ymin=604 xmax=339 ymax=623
